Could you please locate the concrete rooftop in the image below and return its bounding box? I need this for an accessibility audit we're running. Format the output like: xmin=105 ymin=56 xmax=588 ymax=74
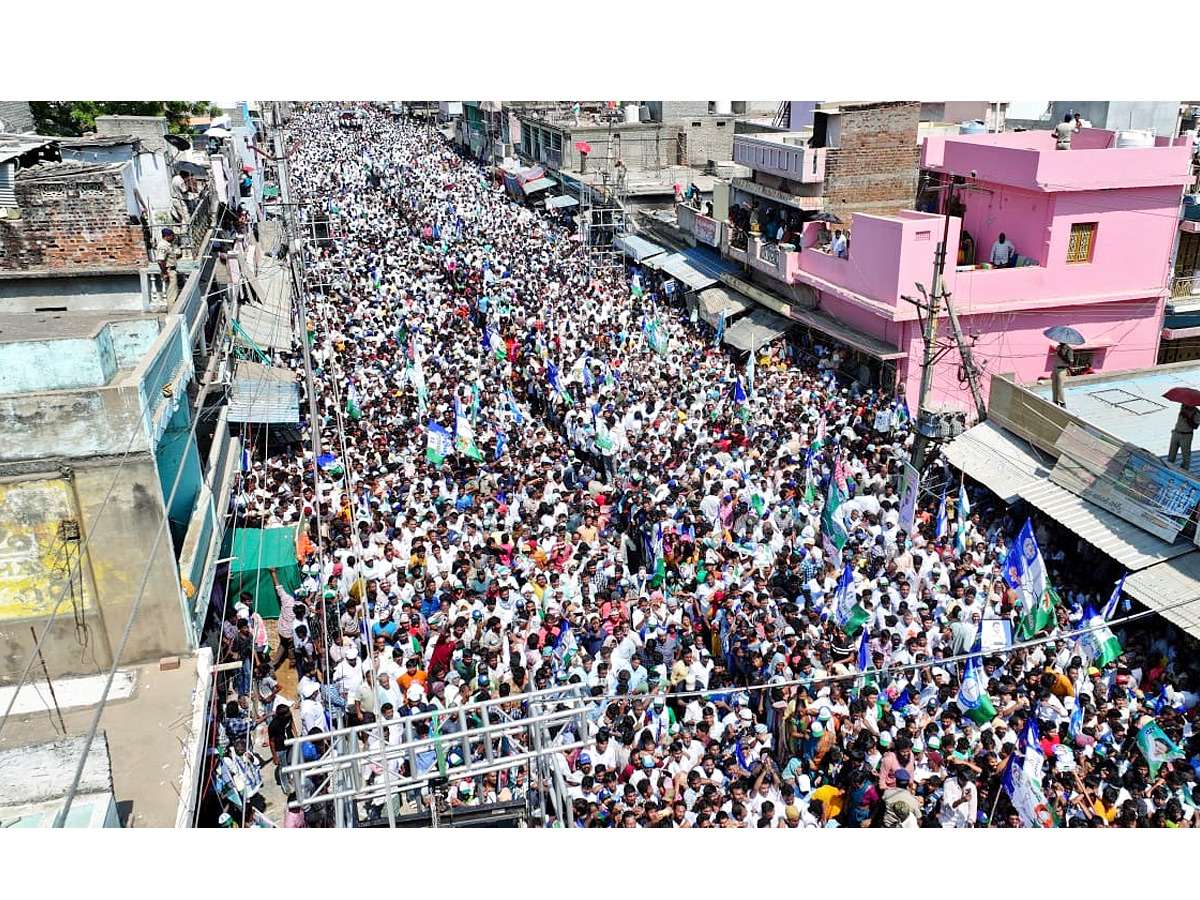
xmin=0 ymin=311 xmax=155 ymax=346
xmin=0 ymin=656 xmax=202 ymax=828
xmin=1028 ymin=362 xmax=1200 ymax=476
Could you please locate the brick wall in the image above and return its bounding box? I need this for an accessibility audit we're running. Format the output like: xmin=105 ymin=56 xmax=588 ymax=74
xmin=822 ymin=101 xmax=920 ymax=217
xmin=94 ymin=115 xmax=169 ymax=153
xmin=0 ymin=167 xmax=148 ymax=273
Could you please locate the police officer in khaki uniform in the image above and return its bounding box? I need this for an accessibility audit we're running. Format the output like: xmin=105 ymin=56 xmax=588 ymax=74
xmin=155 ymin=227 xmax=181 ymax=306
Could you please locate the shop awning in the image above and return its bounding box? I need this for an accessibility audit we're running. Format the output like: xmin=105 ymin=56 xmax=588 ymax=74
xmin=614 ymin=234 xmax=667 ymax=262
xmin=237 ymin=259 xmax=294 ymax=351
xmin=1122 ymin=553 xmax=1200 ymax=640
xmin=723 ymin=307 xmax=793 ymax=352
xmin=522 ymin=176 xmax=557 ymax=195
xmin=944 ymin=422 xmax=1192 ymax=571
xmin=697 ymin=286 xmax=753 ymax=327
xmin=658 ymin=252 xmax=717 ymax=291
xmin=678 ymin=245 xmax=741 ymax=280
xmin=545 ymin=195 xmax=578 ymax=209
xmin=787 ymin=305 xmax=906 ymax=361
xmin=227 ymin=360 xmax=301 ymax=424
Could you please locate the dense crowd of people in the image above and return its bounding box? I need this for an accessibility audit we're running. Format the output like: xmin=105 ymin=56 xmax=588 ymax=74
xmin=209 ymin=103 xmax=1200 ymax=828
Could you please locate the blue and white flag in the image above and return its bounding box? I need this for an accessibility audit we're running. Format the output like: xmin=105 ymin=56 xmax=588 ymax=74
xmin=1100 ymin=573 xmax=1126 ymax=621
xmin=426 ymin=422 xmax=453 ymax=467
xmin=715 ymin=308 xmax=727 ymax=347
xmin=731 ymin=375 xmax=747 ymax=406
xmin=553 ymin=618 xmax=578 ymax=669
xmin=504 ymin=389 xmax=525 ymax=425
xmin=494 ymin=429 xmax=508 ymax=461
xmin=241 ymin=443 xmax=253 ymax=472
xmin=546 ymin=362 xmax=570 ymax=402
xmin=956 ymin=479 xmax=971 ymax=553
xmin=857 ymin=625 xmax=870 ymax=673
xmin=935 ymin=486 xmax=948 ymax=539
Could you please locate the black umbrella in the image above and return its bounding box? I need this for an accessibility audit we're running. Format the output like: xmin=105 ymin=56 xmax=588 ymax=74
xmin=812 ymin=212 xmax=843 ymax=224
xmin=165 ymin=134 xmax=191 ymax=151
xmin=1043 ymin=325 xmax=1085 ymax=346
xmin=173 ymin=160 xmax=207 ymax=177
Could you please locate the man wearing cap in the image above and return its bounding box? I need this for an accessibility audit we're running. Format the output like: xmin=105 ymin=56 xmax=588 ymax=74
xmin=879 ymin=768 xmax=921 ymax=827
xmin=155 ymin=227 xmax=182 ymax=305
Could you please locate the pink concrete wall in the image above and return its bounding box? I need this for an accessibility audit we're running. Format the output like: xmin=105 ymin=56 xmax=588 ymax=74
xmin=889 ymin=296 xmax=1165 ymax=413
xmin=958 ymin=184 xmax=1051 ymax=266
xmin=922 ymin=130 xmax=1194 ymax=193
xmin=796 ymin=211 xmax=956 ymax=308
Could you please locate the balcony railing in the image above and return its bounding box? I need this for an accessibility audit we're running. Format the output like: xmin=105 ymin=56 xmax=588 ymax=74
xmin=1173 ymin=276 xmax=1199 ymax=299
xmin=732 ymin=135 xmax=824 ymax=183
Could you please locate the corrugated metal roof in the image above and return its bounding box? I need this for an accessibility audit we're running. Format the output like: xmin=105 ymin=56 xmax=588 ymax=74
xmin=237 ymin=259 xmax=294 ymax=351
xmin=656 ymin=253 xmax=717 ymax=291
xmin=1017 ymin=478 xmax=1189 ymax=571
xmin=678 ymin=245 xmax=740 ymax=279
xmin=227 ymin=360 xmax=300 ymax=424
xmin=697 ymin=286 xmax=752 ymax=326
xmin=723 ymin=307 xmax=792 ymax=352
xmin=1123 ymin=552 xmax=1200 ymax=640
xmin=945 ymin=420 xmax=1192 ymax=570
xmin=613 ymin=234 xmax=666 ymax=262
xmin=943 ymin=422 xmax=1051 ymax=503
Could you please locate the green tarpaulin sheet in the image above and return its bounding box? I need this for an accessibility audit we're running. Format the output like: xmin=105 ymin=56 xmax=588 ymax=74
xmin=224 ymin=526 xmax=300 ymax=619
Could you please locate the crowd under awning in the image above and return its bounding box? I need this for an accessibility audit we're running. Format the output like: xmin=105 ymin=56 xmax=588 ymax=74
xmin=1123 ymin=554 xmax=1200 ymax=639
xmin=545 ymin=195 xmax=578 ymax=209
xmin=944 ymin=421 xmax=1197 ymax=573
xmin=521 ymin=176 xmax=557 ymax=195
xmin=614 ymin=234 xmax=667 ymax=263
xmin=722 ymin=307 xmax=793 ymax=353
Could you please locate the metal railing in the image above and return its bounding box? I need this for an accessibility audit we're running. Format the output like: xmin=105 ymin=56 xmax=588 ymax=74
xmin=1171 ymin=276 xmax=1198 ymax=299
xmin=281 ymin=684 xmax=592 ymax=827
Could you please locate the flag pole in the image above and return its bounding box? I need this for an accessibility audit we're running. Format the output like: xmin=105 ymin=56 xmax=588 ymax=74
xmin=986 ymin=754 xmax=1011 ymax=827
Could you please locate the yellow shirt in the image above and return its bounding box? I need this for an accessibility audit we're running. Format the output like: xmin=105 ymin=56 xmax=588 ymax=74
xmin=811 ymin=785 xmax=844 ymax=821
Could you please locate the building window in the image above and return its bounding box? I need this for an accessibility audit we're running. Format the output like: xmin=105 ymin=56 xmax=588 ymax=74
xmin=691 ymin=121 xmax=701 ymax=128
xmin=1067 ymin=222 xmax=1097 ymax=264
xmin=78 ymin=182 xmax=105 ymax=198
xmin=37 ymin=184 xmax=67 ymax=202
xmin=716 ymin=120 xmax=727 ymax=127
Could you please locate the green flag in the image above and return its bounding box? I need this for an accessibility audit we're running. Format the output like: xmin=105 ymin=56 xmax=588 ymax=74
xmin=957 ymin=641 xmax=998 ymax=725
xmin=821 ymin=480 xmax=849 ymax=561
xmin=1017 ymin=580 xmax=1060 ymax=640
xmin=454 ymin=406 xmax=484 ymax=461
xmin=346 ymin=384 xmax=363 ymax=421
xmin=1078 ymin=606 xmax=1123 ymax=668
xmin=1135 ymin=720 xmax=1184 ymax=777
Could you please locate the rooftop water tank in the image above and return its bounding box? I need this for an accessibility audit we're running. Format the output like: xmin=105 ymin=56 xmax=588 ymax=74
xmin=959 ymin=120 xmax=988 ymax=135
xmin=713 ymin=101 xmax=733 ymax=116
xmin=624 ymin=104 xmax=639 ymax=124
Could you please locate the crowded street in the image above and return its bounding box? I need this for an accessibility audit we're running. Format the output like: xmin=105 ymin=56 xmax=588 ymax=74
xmin=208 ymin=103 xmax=1200 ymax=829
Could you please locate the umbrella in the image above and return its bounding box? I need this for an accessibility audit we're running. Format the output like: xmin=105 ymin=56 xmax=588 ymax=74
xmin=1163 ymin=387 xmax=1200 ymax=406
xmin=165 ymin=134 xmax=191 ymax=151
xmin=210 ymin=114 xmax=232 ymax=129
xmin=574 ymin=141 xmax=592 ymax=154
xmin=812 ymin=212 xmax=843 ymax=224
xmin=1043 ymin=325 xmax=1085 ymax=346
xmin=172 ymin=160 xmax=207 ymax=176
xmin=205 ymin=127 xmax=231 ymax=139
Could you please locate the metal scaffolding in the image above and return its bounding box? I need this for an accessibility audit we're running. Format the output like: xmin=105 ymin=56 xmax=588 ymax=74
xmin=280 ymin=684 xmax=593 ymax=828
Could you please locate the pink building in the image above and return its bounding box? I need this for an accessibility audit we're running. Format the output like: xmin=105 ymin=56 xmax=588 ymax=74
xmin=720 ymin=127 xmax=1196 ymax=415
